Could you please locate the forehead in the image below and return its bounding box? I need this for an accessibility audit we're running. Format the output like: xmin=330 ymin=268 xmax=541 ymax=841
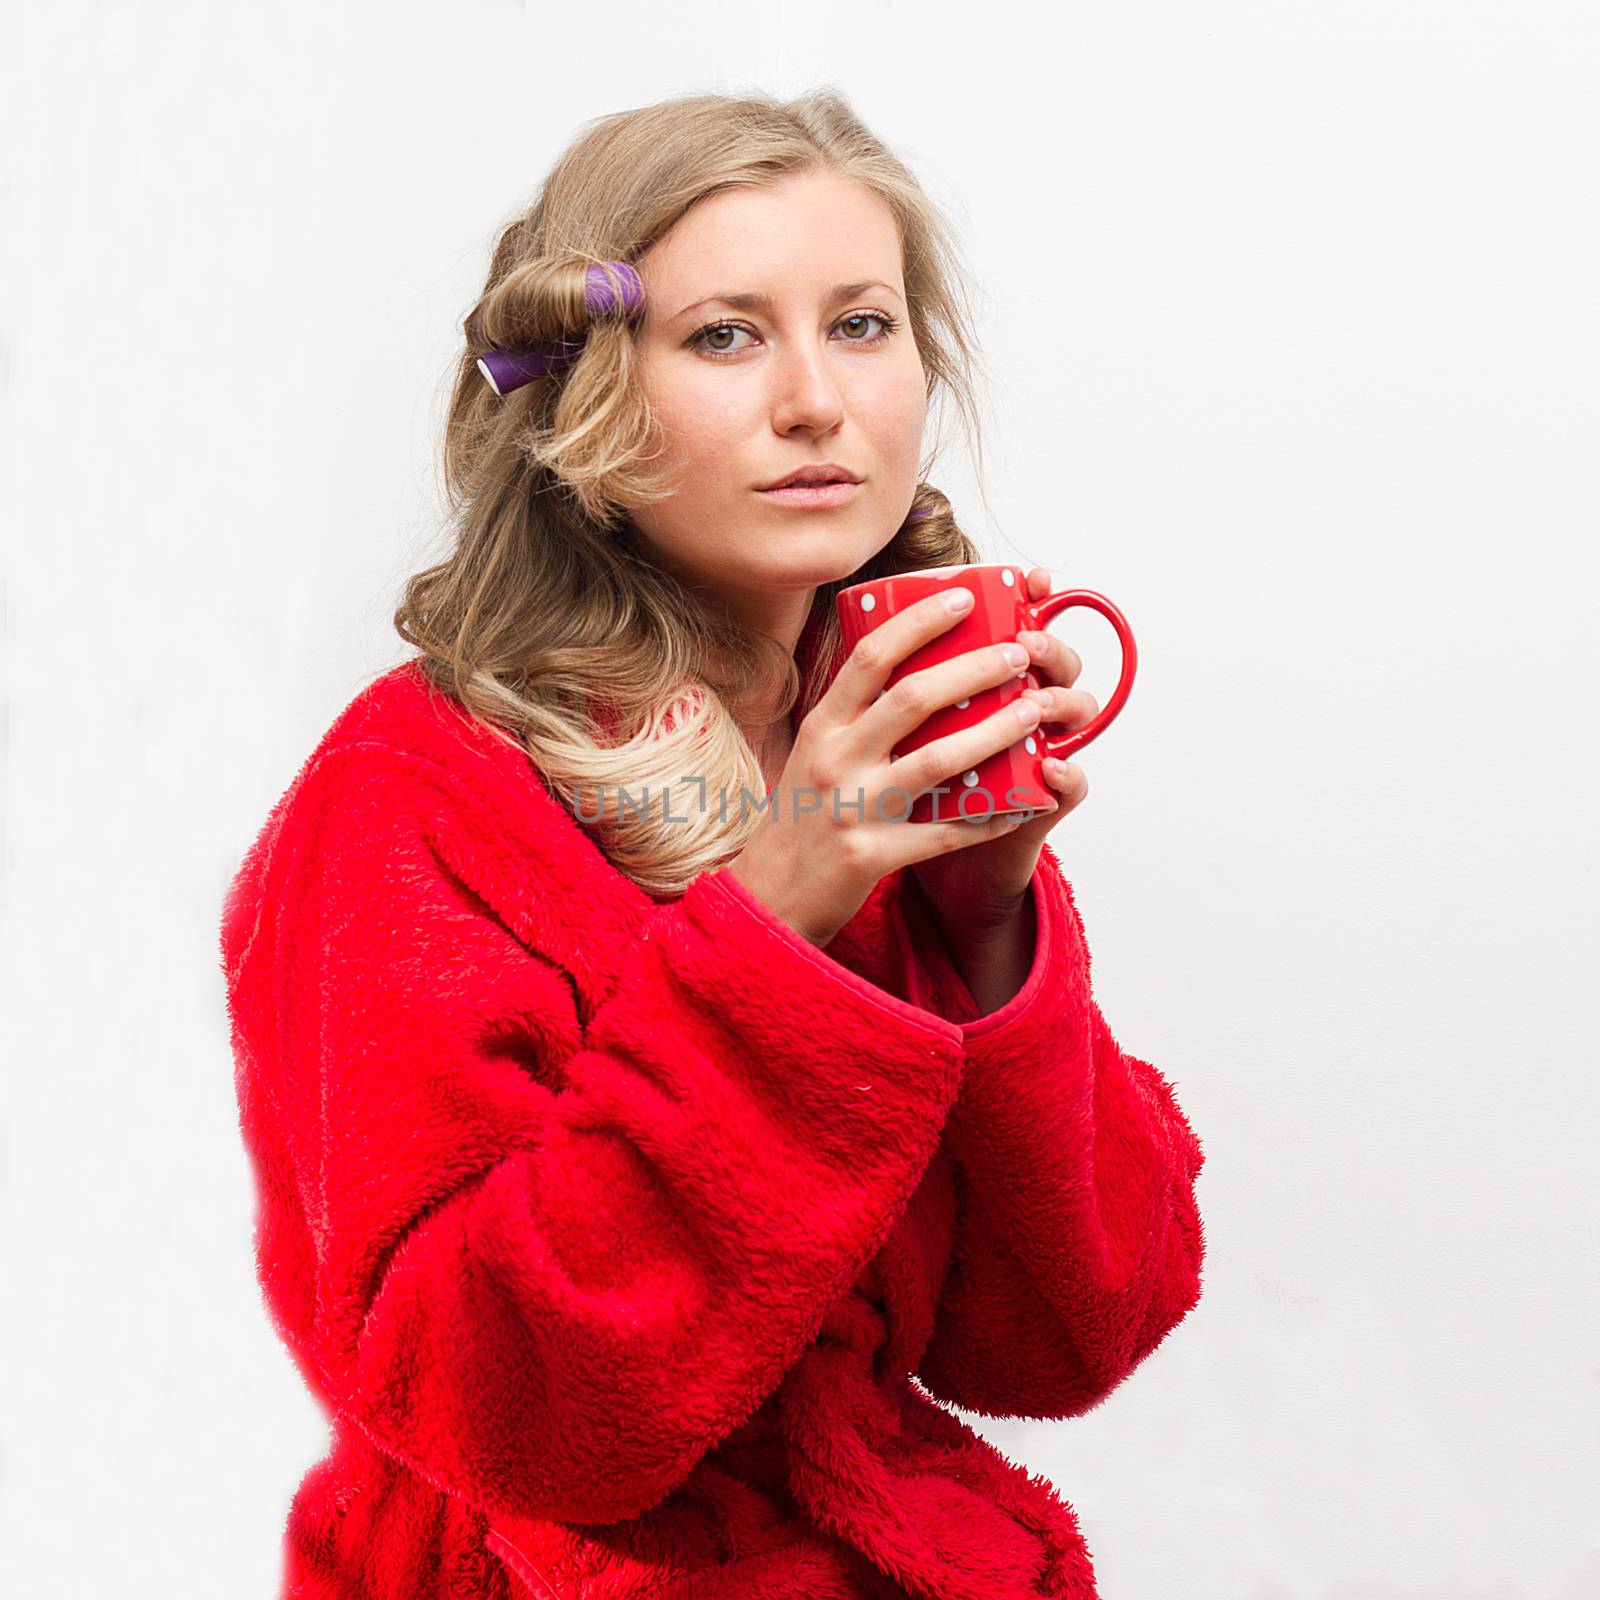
xmin=641 ymin=172 xmax=905 ymax=322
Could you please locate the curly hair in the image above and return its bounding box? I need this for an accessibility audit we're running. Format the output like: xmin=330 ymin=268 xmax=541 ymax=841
xmin=396 ymin=86 xmax=997 ymax=897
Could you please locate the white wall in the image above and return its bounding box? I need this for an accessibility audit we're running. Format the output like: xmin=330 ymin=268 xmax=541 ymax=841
xmin=5 ymin=2 xmax=1596 ymax=1595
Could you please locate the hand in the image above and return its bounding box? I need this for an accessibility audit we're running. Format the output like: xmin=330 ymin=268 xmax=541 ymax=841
xmin=726 ymin=581 xmax=1067 ymax=949
xmin=908 ymin=566 xmax=1095 ymax=941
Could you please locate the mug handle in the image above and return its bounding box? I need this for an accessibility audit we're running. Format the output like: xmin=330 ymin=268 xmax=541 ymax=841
xmin=1022 ymin=589 xmax=1138 ymax=759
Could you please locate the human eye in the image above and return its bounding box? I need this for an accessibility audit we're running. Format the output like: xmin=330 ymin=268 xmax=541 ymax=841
xmin=685 ymin=309 xmax=902 ymax=362
xmin=834 ymin=309 xmax=900 ymax=346
xmin=685 ymin=318 xmax=760 ymax=359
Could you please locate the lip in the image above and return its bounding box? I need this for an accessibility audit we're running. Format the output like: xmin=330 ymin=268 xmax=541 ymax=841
xmin=757 ymin=481 xmax=862 ymax=509
xmin=758 ymin=464 xmax=862 ymax=491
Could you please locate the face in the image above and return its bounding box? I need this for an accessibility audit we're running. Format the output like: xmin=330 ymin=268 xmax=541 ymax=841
xmin=625 ymin=168 xmax=927 ymax=632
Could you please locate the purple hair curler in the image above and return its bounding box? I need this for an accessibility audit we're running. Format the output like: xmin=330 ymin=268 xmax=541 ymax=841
xmin=474 ymin=259 xmax=645 ymax=397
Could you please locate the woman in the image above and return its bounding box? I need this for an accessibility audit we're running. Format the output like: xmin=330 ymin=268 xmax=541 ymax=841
xmin=221 ymin=87 xmax=1207 ymax=1599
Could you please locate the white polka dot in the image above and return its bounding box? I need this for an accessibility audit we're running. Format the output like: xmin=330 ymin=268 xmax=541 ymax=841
xmin=1024 ymin=735 xmax=1037 ymax=754
xmin=962 ymin=770 xmax=979 ymax=787
xmin=1001 ymin=569 xmax=1015 ymax=586
xmin=955 ymin=697 xmax=969 ymax=710
xmin=861 ymin=593 xmax=876 ymax=611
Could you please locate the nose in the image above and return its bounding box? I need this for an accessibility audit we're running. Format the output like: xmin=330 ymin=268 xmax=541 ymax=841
xmin=769 ymin=340 xmax=847 ymax=437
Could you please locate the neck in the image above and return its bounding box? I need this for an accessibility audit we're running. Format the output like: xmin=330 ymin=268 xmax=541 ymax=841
xmin=716 ymin=587 xmax=820 ymax=741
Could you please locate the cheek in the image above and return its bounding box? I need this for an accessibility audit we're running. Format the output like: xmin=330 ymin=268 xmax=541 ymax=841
xmin=653 ymin=378 xmax=751 ymax=485
xmin=859 ymin=370 xmax=927 ymax=468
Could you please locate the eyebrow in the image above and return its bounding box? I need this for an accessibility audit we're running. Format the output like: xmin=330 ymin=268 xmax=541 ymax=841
xmin=670 ymin=280 xmax=904 ymax=323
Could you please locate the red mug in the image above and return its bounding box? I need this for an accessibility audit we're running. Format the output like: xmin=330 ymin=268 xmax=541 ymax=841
xmin=835 ymin=562 xmax=1137 ymax=823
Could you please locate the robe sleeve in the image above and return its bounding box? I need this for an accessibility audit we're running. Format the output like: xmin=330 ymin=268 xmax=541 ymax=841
xmin=221 ymin=739 xmax=965 ymax=1531
xmin=896 ymin=844 xmax=1208 ymax=1420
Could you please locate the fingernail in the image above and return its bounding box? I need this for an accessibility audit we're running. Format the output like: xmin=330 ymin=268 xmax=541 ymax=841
xmin=944 ymin=588 xmax=974 ymax=612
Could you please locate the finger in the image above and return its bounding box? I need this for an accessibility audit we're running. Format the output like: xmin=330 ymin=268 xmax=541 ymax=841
xmin=1041 ymin=758 xmax=1090 ymax=811
xmin=1019 ymin=684 xmax=1100 ymax=728
xmin=863 ymin=636 xmax=1031 ymax=753
xmin=880 ymin=807 xmax=1031 ymax=873
xmin=828 ymin=586 xmax=979 ymax=720
xmin=1016 ymin=626 xmax=1082 ymax=688
xmin=1025 ymin=566 xmax=1052 ymax=602
xmin=899 ymin=692 xmax=1043 ymax=801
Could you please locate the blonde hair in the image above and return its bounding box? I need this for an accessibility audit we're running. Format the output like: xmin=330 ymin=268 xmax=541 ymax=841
xmin=396 ymin=86 xmax=996 ymax=898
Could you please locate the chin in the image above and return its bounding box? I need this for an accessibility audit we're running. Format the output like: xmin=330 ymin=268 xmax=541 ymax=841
xmin=761 ymin=537 xmax=889 ymax=591
xmin=773 ymin=514 xmax=891 ymax=563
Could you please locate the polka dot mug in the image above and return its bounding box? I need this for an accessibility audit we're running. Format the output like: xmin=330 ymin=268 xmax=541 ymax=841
xmin=835 ymin=563 xmax=1137 ymax=824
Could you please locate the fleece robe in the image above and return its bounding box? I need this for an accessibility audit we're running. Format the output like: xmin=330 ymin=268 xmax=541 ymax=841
xmin=219 ymin=640 xmax=1207 ymax=1600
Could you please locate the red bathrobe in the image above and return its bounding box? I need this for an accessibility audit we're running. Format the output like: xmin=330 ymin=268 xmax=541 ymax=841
xmin=220 ymin=635 xmax=1207 ymax=1598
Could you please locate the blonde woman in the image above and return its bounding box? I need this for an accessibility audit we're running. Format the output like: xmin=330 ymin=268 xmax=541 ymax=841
xmin=221 ymin=86 xmax=1207 ymax=1600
